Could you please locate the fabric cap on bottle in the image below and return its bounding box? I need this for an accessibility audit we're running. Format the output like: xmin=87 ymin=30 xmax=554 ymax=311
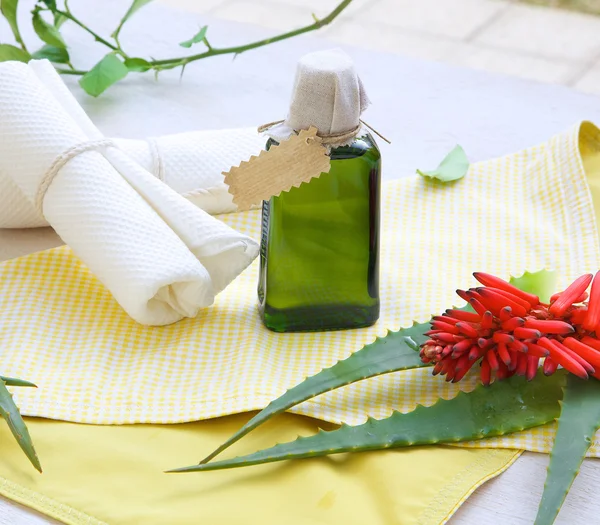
xmin=266 ymin=49 xmax=370 ymax=144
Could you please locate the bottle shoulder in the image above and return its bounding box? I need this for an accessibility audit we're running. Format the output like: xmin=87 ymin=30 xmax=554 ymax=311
xmin=331 ymin=132 xmax=380 ymax=161
xmin=265 ymin=132 xmax=380 ymax=161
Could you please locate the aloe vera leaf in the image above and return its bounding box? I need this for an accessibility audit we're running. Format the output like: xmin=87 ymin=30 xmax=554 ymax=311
xmin=199 ymin=321 xmax=433 ymax=464
xmin=199 ymin=271 xmax=555 ymax=464
xmin=510 ymin=270 xmax=557 ymax=303
xmin=172 ymin=370 xmax=565 ymax=473
xmin=534 ymin=375 xmax=600 ymax=525
xmin=0 ymin=380 xmax=42 ymax=472
xmin=0 ymin=376 xmax=36 ymax=388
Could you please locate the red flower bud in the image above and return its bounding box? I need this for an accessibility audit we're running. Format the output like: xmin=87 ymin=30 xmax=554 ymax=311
xmin=419 ymin=272 xmax=600 ymax=385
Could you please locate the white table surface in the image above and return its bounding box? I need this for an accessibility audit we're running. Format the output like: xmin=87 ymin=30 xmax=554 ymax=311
xmin=2 ymin=1 xmax=600 ymax=523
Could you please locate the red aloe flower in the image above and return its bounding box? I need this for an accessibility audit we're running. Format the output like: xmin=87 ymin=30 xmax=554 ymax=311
xmin=420 ymin=271 xmax=600 ymax=385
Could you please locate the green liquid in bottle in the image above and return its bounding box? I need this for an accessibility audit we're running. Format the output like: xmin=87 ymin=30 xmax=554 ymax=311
xmin=258 ymin=132 xmax=381 ymax=332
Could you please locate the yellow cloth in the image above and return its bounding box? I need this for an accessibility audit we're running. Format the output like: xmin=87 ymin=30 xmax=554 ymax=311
xmin=0 ymin=416 xmax=519 ymax=525
xmin=0 ymin=121 xmax=599 ymax=525
xmin=2 ymin=122 xmax=599 ymax=432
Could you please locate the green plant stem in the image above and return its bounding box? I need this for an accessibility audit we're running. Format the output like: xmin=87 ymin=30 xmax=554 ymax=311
xmin=51 ymin=8 xmax=122 ymax=55
xmin=56 ymin=68 xmax=88 ymax=75
xmin=153 ymin=0 xmax=352 ymax=67
xmin=16 ymin=36 xmax=28 ymax=54
xmin=51 ymin=0 xmax=352 ymax=76
xmin=112 ymin=25 xmax=125 ymax=51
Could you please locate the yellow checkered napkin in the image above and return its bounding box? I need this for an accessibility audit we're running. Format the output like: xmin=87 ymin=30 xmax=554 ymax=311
xmin=2 ymin=122 xmax=600 ymax=456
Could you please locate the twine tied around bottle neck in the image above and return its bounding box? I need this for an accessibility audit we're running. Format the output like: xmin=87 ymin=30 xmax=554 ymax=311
xmin=257 ymin=119 xmax=391 ymax=145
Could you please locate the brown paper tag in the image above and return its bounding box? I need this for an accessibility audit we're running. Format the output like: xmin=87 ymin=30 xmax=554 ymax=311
xmin=223 ymin=127 xmax=331 ymax=211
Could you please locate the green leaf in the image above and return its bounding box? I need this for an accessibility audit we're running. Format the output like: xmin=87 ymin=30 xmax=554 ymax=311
xmin=31 ymin=44 xmax=69 ymax=64
xmin=417 ymin=145 xmax=469 ymax=182
xmin=124 ymin=57 xmax=151 ymax=72
xmin=199 ymin=320 xmax=434 ymax=464
xmin=535 ymin=375 xmax=600 ymax=525
xmin=172 ymin=371 xmax=565 ymax=472
xmin=179 ymin=26 xmax=208 ymax=48
xmin=510 ymin=270 xmax=556 ymax=304
xmin=120 ymin=0 xmax=154 ymax=23
xmin=32 ymin=11 xmax=66 ymax=49
xmin=1 ymin=0 xmax=24 ymax=47
xmin=0 ymin=380 xmax=41 ymax=472
xmin=79 ymin=54 xmax=129 ymax=97
xmin=0 ymin=43 xmax=29 ymax=62
xmin=111 ymin=0 xmax=154 ymax=38
xmin=0 ymin=376 xmax=36 ymax=388
xmin=40 ymin=0 xmax=56 ymax=9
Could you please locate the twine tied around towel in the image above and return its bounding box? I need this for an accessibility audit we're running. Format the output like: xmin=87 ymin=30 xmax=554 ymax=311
xmin=36 ymin=138 xmax=115 ymax=215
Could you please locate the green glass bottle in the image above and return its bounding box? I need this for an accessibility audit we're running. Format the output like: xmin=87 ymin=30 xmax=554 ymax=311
xmin=258 ymin=132 xmax=381 ymax=332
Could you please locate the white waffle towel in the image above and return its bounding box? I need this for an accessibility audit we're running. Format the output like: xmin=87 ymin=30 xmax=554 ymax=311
xmin=0 ymin=64 xmax=265 ymax=229
xmin=0 ymin=60 xmax=259 ymax=326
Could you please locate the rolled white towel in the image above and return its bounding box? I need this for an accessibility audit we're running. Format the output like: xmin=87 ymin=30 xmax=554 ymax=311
xmin=113 ymin=127 xmax=265 ymax=216
xmin=0 ymin=87 xmax=265 ymax=229
xmin=0 ymin=59 xmax=259 ymax=326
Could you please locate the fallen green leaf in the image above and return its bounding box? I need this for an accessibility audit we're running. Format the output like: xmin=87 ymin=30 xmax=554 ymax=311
xmin=32 ymin=11 xmax=66 ymax=49
xmin=31 ymin=44 xmax=69 ymax=64
xmin=79 ymin=54 xmax=129 ymax=97
xmin=1 ymin=0 xmax=23 ymax=47
xmin=0 ymin=380 xmax=41 ymax=472
xmin=417 ymin=145 xmax=469 ymax=182
xmin=535 ymin=375 xmax=600 ymax=525
xmin=172 ymin=371 xmax=565 ymax=472
xmin=0 ymin=43 xmax=29 ymax=62
xmin=124 ymin=57 xmax=151 ymax=72
xmin=200 ymin=320 xmax=433 ymax=464
xmin=179 ymin=26 xmax=208 ymax=48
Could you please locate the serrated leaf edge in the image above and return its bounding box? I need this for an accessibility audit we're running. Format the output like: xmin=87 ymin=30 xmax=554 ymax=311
xmin=172 ymin=373 xmax=564 ymax=473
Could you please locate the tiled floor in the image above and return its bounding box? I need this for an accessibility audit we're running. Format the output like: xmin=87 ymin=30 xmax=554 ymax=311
xmin=164 ymin=0 xmax=600 ymax=96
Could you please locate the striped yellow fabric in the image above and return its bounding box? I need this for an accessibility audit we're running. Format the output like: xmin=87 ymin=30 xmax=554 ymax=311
xmin=1 ymin=122 xmax=600 ymax=455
